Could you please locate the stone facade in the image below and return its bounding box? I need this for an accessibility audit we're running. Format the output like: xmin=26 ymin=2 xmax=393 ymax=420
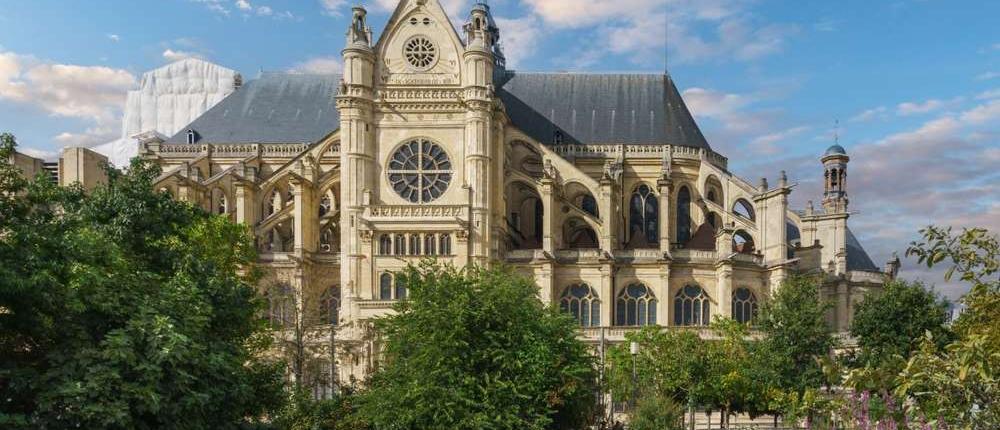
xmin=133 ymin=0 xmax=889 ymax=386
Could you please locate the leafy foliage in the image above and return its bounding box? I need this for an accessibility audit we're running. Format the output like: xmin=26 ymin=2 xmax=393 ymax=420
xmin=357 ymin=262 xmax=597 ymax=430
xmin=756 ymin=275 xmax=835 ymax=396
xmin=0 ymin=136 xmax=283 ymax=429
xmin=269 ymin=387 xmax=368 ymax=430
xmin=629 ymin=392 xmax=684 ymax=430
xmin=850 ymin=280 xmax=952 ymax=372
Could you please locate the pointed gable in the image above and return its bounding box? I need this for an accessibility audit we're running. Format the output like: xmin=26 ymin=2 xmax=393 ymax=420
xmin=375 ymin=0 xmax=466 ymax=86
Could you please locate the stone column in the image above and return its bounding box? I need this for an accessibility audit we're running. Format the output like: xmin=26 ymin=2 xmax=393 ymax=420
xmin=716 ymin=261 xmax=733 ymax=320
xmin=234 ymin=182 xmax=256 ymax=225
xmin=658 ymin=265 xmax=672 ymax=326
xmin=600 ymin=265 xmax=613 ymax=327
xmin=541 ymin=177 xmax=556 ymax=253
xmin=599 ymin=178 xmax=616 ymax=254
xmin=292 ymin=179 xmax=317 ymax=254
xmin=657 ymin=178 xmax=673 ymax=254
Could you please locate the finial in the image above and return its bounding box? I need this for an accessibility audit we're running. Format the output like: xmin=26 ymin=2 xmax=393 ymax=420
xmin=834 ymin=119 xmax=840 ymax=145
xmin=779 ymin=170 xmax=788 ymax=187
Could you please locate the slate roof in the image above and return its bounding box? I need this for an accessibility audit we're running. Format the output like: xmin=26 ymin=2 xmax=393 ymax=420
xmin=165 ymin=72 xmax=341 ymax=144
xmin=846 ymin=227 xmax=879 ymax=272
xmin=168 ymin=71 xmax=711 ymax=150
xmin=497 ymin=72 xmax=711 ymax=148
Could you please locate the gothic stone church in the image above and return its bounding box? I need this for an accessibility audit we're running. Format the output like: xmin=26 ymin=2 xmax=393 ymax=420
xmin=143 ymin=0 xmax=891 ymax=383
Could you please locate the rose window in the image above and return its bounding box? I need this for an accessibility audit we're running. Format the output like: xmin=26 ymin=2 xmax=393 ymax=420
xmin=387 ymin=139 xmax=452 ymax=203
xmin=403 ymin=36 xmax=437 ymax=70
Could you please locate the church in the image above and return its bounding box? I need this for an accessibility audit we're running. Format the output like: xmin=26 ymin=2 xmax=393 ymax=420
xmin=138 ymin=0 xmax=892 ymax=385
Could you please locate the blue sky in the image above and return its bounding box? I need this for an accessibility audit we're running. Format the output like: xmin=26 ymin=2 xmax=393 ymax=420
xmin=1 ymin=0 xmax=997 ymax=298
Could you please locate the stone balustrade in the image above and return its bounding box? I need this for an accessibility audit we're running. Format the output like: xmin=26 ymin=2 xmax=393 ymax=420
xmin=550 ymin=144 xmax=728 ymax=170
xmin=365 ymin=204 xmax=467 ymax=219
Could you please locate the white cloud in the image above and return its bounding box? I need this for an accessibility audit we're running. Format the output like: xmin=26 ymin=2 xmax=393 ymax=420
xmin=850 ymin=106 xmax=888 ymax=122
xmin=896 ymin=97 xmax=962 ymax=116
xmin=959 ymin=99 xmax=1000 ymax=124
xmin=0 ymin=50 xmax=134 ymax=148
xmin=749 ymin=126 xmax=809 ymax=154
xmin=191 ymin=0 xmax=230 ymax=15
xmin=289 ymin=56 xmax=343 ymax=74
xmin=236 ymin=0 xmax=252 ymax=11
xmin=976 ymin=88 xmax=1000 ymax=100
xmin=162 ymin=49 xmax=204 ymax=62
xmin=107 ymin=34 xmax=120 ymax=42
xmin=256 ymin=5 xmax=273 ymax=16
xmin=494 ymin=16 xmax=542 ymax=69
xmin=320 ymin=0 xmax=349 ymax=16
xmin=682 ymin=87 xmax=750 ymax=119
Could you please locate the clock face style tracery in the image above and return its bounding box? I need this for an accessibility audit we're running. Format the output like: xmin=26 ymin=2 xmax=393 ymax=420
xmin=403 ymin=36 xmax=438 ymax=70
xmin=387 ymin=139 xmax=452 ymax=203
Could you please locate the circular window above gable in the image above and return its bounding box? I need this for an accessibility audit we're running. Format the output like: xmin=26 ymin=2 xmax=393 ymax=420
xmin=387 ymin=138 xmax=452 ymax=203
xmin=403 ymin=36 xmax=438 ymax=71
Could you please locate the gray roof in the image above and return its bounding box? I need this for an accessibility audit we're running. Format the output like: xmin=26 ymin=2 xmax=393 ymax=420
xmin=166 ymin=72 xmax=341 ymax=144
xmin=168 ymin=71 xmax=711 ymax=150
xmin=846 ymin=227 xmax=879 ymax=272
xmin=497 ymin=72 xmax=711 ymax=149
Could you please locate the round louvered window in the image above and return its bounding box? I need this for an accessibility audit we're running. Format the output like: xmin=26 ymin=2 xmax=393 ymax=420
xmin=403 ymin=36 xmax=437 ymax=70
xmin=387 ymin=138 xmax=452 ymax=203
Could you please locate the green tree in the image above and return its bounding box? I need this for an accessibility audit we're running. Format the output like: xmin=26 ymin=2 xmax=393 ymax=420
xmin=0 ymin=134 xmax=284 ymax=428
xmin=850 ymin=280 xmax=952 ymax=371
xmin=357 ymin=262 xmax=597 ymax=430
xmin=756 ymin=275 xmax=835 ymax=396
xmin=629 ymin=392 xmax=685 ymax=430
xmin=606 ymin=327 xmax=705 ymax=407
xmin=893 ymin=226 xmax=1000 ymax=428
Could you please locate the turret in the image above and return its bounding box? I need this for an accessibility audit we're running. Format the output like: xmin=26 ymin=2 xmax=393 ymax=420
xmin=462 ymin=3 xmax=499 ymax=88
xmin=821 ymin=144 xmax=849 ymax=213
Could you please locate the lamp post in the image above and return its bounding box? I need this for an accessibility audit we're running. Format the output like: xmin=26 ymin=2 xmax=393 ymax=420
xmin=629 ymin=341 xmax=639 ymax=413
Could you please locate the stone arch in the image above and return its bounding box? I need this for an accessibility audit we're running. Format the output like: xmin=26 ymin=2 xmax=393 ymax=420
xmin=563 ymin=217 xmax=599 ymax=249
xmin=733 ymin=198 xmax=755 ymax=222
xmin=704 ymin=174 xmax=724 ymax=206
xmin=564 ymin=181 xmax=599 ymax=218
xmin=733 ymin=229 xmax=756 ymax=254
xmin=509 ymin=140 xmax=544 ymax=178
xmin=506 ymin=180 xmax=543 ymax=250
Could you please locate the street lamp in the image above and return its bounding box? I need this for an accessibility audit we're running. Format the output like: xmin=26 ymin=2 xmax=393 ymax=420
xmin=629 ymin=341 xmax=639 ymax=413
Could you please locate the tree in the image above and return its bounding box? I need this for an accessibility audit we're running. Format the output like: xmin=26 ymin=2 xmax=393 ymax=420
xmin=756 ymin=275 xmax=835 ymax=396
xmin=356 ymin=262 xmax=597 ymax=430
xmin=850 ymin=280 xmax=952 ymax=371
xmin=893 ymin=226 xmax=1000 ymax=428
xmin=629 ymin=392 xmax=684 ymax=430
xmin=0 ymin=135 xmax=284 ymax=428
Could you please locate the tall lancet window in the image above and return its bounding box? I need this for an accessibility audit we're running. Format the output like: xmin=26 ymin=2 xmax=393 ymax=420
xmin=677 ymin=186 xmax=692 ymax=244
xmin=628 ymin=184 xmax=658 ymax=247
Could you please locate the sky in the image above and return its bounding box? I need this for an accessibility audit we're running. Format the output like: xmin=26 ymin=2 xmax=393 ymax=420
xmin=0 ymin=0 xmax=997 ymax=299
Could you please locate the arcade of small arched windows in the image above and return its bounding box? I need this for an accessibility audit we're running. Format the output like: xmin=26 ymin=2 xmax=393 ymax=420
xmin=376 ymin=232 xmax=453 ymax=256
xmin=377 ymin=272 xmax=408 ymax=301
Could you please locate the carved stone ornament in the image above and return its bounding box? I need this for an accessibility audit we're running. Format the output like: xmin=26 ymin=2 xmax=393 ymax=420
xmin=360 ymin=230 xmax=373 ymax=243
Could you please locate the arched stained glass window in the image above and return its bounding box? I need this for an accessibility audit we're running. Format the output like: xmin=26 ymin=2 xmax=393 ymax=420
xmin=732 ymin=288 xmax=758 ymax=324
xmin=379 ymin=273 xmax=393 ymax=300
xmin=394 ymin=276 xmax=407 ymax=300
xmin=677 ymin=186 xmax=692 ymax=243
xmin=616 ymin=283 xmax=657 ymax=326
xmin=267 ymin=283 xmax=294 ymax=327
xmin=674 ymin=285 xmax=710 ymax=326
xmin=320 ymin=285 xmax=341 ymax=325
xmin=629 ymin=185 xmax=658 ymax=247
xmin=581 ymin=194 xmax=598 ymax=217
xmin=559 ymin=284 xmax=601 ymax=327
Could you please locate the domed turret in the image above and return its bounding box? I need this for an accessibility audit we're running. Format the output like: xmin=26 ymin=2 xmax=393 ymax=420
xmin=824 ymin=144 xmax=847 ymax=157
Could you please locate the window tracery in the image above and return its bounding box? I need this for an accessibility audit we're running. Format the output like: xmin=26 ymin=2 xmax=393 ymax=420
xmin=560 ymin=284 xmax=601 ymax=327
xmin=674 ymin=285 xmax=710 ymax=326
xmin=616 ymin=283 xmax=657 ymax=326
xmin=387 ymin=139 xmax=452 ymax=203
